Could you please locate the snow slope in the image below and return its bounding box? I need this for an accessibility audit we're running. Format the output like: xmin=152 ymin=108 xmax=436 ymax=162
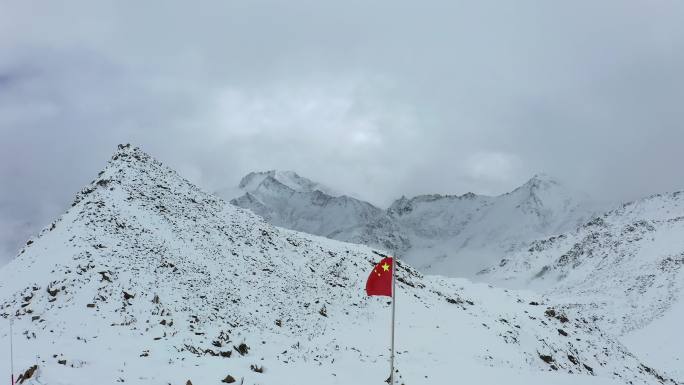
xmin=623 ymin=297 xmax=684 ymax=380
xmin=480 ymin=191 xmax=684 ymax=379
xmin=230 ymin=172 xmax=596 ymax=277
xmin=0 ymin=145 xmax=677 ymax=385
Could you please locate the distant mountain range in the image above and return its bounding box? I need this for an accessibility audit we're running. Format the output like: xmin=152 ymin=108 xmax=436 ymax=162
xmin=227 ymin=171 xmax=599 ymax=276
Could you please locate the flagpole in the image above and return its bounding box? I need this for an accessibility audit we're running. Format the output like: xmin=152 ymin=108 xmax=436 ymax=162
xmin=9 ymin=316 xmax=14 ymax=385
xmin=390 ymin=255 xmax=396 ymax=384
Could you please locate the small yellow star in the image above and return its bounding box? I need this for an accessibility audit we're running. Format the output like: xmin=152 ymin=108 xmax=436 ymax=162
xmin=381 ymin=263 xmax=390 ymax=272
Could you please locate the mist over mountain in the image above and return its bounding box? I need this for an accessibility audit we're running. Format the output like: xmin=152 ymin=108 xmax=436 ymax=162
xmin=227 ymin=171 xmax=599 ymax=276
xmin=230 ymin=170 xmax=390 ymax=242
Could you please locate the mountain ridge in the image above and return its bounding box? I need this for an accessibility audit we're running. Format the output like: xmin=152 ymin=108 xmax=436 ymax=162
xmin=480 ymin=189 xmax=684 ymax=379
xmin=228 ymin=170 xmax=598 ymax=276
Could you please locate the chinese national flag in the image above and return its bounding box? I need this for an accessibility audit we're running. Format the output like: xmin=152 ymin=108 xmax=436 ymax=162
xmin=366 ymin=257 xmax=393 ymax=297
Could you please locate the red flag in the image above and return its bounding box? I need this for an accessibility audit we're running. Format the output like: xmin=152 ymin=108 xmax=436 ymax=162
xmin=366 ymin=257 xmax=393 ymax=297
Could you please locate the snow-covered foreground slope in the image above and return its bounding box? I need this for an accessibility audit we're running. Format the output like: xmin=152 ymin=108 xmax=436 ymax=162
xmin=623 ymin=297 xmax=684 ymax=380
xmin=229 ymin=172 xmax=597 ymax=277
xmin=480 ymin=192 xmax=684 ymax=379
xmin=0 ymin=146 xmax=678 ymax=385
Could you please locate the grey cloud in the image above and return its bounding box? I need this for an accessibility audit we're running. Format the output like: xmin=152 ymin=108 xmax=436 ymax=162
xmin=1 ymin=0 xmax=684 ymax=264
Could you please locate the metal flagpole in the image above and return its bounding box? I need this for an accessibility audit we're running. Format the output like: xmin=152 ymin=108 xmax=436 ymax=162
xmin=389 ymin=255 xmax=397 ymax=384
xmin=9 ymin=316 xmax=14 ymax=385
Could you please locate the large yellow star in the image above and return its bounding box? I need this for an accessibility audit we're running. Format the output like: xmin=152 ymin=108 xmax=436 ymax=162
xmin=381 ymin=263 xmax=390 ymax=272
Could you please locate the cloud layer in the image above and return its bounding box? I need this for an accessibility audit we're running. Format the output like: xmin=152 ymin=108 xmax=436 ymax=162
xmin=1 ymin=0 xmax=684 ymax=263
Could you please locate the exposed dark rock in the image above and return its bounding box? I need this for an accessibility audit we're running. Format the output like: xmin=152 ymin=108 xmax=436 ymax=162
xmin=47 ymin=287 xmax=60 ymax=297
xmin=234 ymin=343 xmax=249 ymax=356
xmin=17 ymin=365 xmax=38 ymax=384
xmin=98 ymin=271 xmax=112 ymax=282
xmin=539 ymin=354 xmax=554 ymax=364
xmin=545 ymin=308 xmax=569 ymax=323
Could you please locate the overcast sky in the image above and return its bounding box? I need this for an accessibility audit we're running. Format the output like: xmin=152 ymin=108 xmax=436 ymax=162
xmin=1 ymin=0 xmax=684 ymax=264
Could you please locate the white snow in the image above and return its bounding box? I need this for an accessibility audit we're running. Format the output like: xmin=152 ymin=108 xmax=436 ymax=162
xmin=623 ymin=297 xmax=684 ymax=380
xmin=481 ymin=191 xmax=684 ymax=380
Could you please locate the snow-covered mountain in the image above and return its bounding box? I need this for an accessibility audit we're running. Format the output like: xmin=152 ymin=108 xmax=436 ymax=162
xmin=1 ymin=145 xmax=678 ymax=385
xmin=230 ymin=171 xmax=409 ymax=252
xmin=480 ymin=191 xmax=684 ymax=379
xmin=238 ymin=170 xmax=340 ymax=197
xmin=229 ymin=172 xmax=597 ymax=277
xmin=393 ymin=174 xmax=598 ymax=276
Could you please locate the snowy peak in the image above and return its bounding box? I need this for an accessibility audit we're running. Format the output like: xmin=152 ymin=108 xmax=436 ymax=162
xmin=493 ymin=174 xmax=596 ymax=235
xmin=387 ymin=195 xmax=411 ymax=216
xmin=69 ymin=143 xmax=208 ymax=210
xmin=104 ymin=143 xmax=162 ymax=178
xmin=506 ymin=174 xmax=583 ymax=209
xmin=229 ymin=170 xmax=395 ymax=248
xmin=239 ymin=170 xmax=338 ymax=196
xmin=516 ymin=173 xmax=561 ymax=191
